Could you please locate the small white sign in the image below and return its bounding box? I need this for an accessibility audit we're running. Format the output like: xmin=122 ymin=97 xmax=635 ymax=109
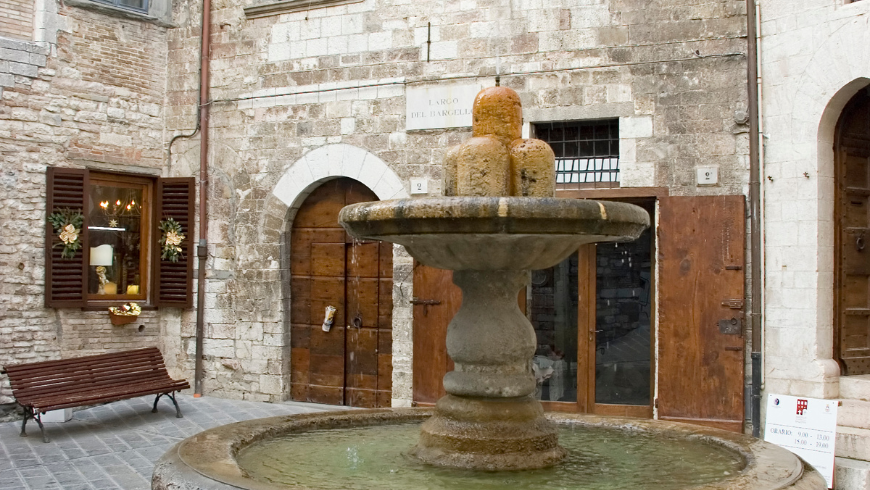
xmin=764 ymin=394 xmax=838 ymax=488
xmin=410 ymin=178 xmax=428 ymax=195
xmin=406 ymin=84 xmax=481 ymax=130
xmin=696 ymin=167 xmax=718 ymax=186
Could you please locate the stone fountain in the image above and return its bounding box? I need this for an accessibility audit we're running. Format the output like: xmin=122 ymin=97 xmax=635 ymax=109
xmin=152 ymin=87 xmax=826 ymax=489
xmin=339 ymin=86 xmax=647 ymax=470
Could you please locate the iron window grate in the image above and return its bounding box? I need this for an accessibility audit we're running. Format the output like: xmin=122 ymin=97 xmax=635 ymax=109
xmin=92 ymin=0 xmax=149 ymax=13
xmin=534 ymin=119 xmax=620 ymax=186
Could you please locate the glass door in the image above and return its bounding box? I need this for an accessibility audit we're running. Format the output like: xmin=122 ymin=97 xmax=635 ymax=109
xmin=531 ymin=200 xmax=654 ymax=417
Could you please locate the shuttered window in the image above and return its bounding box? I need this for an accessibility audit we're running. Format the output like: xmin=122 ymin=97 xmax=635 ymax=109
xmin=44 ymin=167 xmax=195 ymax=309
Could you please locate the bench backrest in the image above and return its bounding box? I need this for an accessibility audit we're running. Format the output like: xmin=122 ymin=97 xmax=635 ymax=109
xmin=3 ymin=347 xmax=179 ymax=407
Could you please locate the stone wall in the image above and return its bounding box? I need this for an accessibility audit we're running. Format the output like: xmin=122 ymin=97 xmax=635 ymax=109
xmin=0 ymin=0 xmax=751 ymax=406
xmin=759 ymin=0 xmax=870 ymax=399
xmin=163 ymin=0 xmax=750 ymax=403
xmin=0 ymin=4 xmax=172 ymax=403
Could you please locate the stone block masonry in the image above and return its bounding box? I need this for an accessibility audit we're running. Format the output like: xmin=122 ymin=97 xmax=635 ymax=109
xmin=162 ymin=0 xmax=750 ymax=405
xmin=2 ymin=0 xmax=751 ymax=406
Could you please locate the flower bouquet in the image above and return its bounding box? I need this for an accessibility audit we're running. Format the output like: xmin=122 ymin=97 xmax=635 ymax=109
xmin=108 ymin=302 xmax=142 ymax=325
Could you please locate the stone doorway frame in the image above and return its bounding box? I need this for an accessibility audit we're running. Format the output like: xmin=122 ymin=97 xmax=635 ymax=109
xmin=265 ymin=144 xmax=411 ymax=405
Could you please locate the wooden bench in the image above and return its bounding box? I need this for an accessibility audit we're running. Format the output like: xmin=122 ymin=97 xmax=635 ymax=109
xmin=1 ymin=347 xmax=190 ymax=443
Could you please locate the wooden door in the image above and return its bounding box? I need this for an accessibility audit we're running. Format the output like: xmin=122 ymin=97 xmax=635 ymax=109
xmin=835 ymin=89 xmax=870 ymax=375
xmin=290 ymin=178 xmax=392 ymax=407
xmin=411 ymin=263 xmax=525 ymax=405
xmin=412 ymin=264 xmax=460 ymax=405
xmin=657 ymin=195 xmax=745 ymax=432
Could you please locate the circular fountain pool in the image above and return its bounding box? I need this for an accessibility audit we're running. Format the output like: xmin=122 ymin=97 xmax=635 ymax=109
xmin=152 ymin=408 xmax=826 ymax=490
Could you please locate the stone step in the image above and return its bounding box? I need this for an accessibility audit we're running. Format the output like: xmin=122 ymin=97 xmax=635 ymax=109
xmin=837 ymin=426 xmax=870 ymax=460
xmin=839 ymin=399 xmax=870 ymax=430
xmin=841 ymin=375 xmax=870 ymax=402
xmin=836 ymin=457 xmax=870 ymax=490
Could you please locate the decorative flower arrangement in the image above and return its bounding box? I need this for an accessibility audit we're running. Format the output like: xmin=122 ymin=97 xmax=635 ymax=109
xmin=158 ymin=217 xmax=185 ymax=262
xmin=108 ymin=302 xmax=142 ymax=316
xmin=108 ymin=302 xmax=141 ymax=325
xmin=47 ymin=208 xmax=84 ymax=259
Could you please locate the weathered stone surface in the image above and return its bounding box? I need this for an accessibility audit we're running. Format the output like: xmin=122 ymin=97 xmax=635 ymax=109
xmin=509 ymin=138 xmax=556 ymax=197
xmin=455 ymin=135 xmax=509 ymax=197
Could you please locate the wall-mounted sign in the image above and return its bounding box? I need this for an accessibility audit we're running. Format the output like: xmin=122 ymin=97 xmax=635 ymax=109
xmin=406 ymin=84 xmax=481 ymax=131
xmin=409 ymin=178 xmax=428 ymax=195
xmin=764 ymin=394 xmax=838 ymax=488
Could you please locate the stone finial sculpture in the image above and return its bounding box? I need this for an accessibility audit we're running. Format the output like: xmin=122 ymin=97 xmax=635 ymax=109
xmin=444 ymin=86 xmax=555 ymax=198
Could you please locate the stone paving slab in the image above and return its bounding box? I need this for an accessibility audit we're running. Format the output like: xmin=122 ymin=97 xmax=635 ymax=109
xmin=0 ymin=394 xmax=341 ymax=490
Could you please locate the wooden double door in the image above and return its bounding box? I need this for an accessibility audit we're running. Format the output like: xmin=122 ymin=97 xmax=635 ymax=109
xmin=835 ymin=88 xmax=870 ymax=375
xmin=413 ymin=195 xmax=746 ymax=431
xmin=290 ymin=179 xmax=393 ymax=407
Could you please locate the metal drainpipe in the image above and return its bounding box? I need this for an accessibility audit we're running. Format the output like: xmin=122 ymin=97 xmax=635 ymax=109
xmin=194 ymin=0 xmax=212 ymax=397
xmin=746 ymin=0 xmax=763 ymax=437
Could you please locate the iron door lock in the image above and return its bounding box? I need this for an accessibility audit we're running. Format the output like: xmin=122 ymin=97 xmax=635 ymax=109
xmin=718 ymin=317 xmax=742 ymax=335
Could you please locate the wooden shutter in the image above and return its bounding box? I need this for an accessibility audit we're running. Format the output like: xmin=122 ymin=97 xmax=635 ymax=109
xmin=45 ymin=167 xmax=89 ymax=307
xmin=153 ymin=177 xmax=195 ymax=308
xmin=657 ymin=195 xmax=746 ymax=432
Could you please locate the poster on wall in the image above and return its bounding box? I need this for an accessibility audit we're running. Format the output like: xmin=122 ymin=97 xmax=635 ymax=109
xmin=406 ymin=84 xmax=481 ymax=130
xmin=764 ymin=394 xmax=839 ymax=488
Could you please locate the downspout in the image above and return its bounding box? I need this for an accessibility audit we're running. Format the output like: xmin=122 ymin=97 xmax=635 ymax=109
xmin=194 ymin=0 xmax=212 ymax=397
xmin=746 ymin=0 xmax=763 ymax=437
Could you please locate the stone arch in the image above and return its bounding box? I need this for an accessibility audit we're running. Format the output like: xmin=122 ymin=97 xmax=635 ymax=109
xmin=261 ymin=144 xmax=411 ymax=404
xmin=270 ymin=144 xmax=408 ymax=225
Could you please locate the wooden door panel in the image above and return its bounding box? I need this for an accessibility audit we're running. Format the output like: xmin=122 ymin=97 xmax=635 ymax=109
xmin=347 ymin=242 xmax=381 ymax=278
xmin=293 ymin=185 xmax=348 ymax=228
xmin=290 ymin=346 xmax=310 ymax=385
xmin=347 ymin=278 xmax=379 ymax=326
xmin=412 ymin=264 xmax=461 ymax=405
xmin=312 ymin=243 xmax=346 ymax=276
xmin=658 ymin=195 xmax=745 ymax=432
xmin=308 ymin=385 xmax=344 ymax=405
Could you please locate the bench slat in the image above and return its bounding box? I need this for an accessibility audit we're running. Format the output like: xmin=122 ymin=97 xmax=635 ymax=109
xmin=13 ymin=370 xmax=175 ymax=401
xmin=9 ymin=358 xmax=172 ymax=392
xmin=30 ymin=380 xmax=190 ymax=412
xmin=4 ymin=349 xmax=165 ymax=378
xmin=3 ymin=347 xmax=161 ymax=373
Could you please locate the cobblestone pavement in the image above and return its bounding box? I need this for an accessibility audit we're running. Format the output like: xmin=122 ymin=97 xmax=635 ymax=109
xmin=0 ymin=394 xmax=342 ymax=489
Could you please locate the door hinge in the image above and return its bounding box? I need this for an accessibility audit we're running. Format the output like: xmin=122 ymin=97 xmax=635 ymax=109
xmin=721 ymin=299 xmax=744 ymax=309
xmin=410 ymin=298 xmax=442 ymax=306
xmin=654 ymin=398 xmax=658 ymax=409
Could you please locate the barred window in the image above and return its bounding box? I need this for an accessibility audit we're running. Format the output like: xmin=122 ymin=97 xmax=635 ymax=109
xmin=93 ymin=0 xmax=149 ymax=13
xmin=534 ymin=119 xmax=620 ymax=189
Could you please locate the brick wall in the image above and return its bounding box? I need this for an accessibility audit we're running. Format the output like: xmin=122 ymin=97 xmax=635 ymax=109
xmin=0 ymin=5 xmax=171 ymax=403
xmin=0 ymin=0 xmax=33 ymax=41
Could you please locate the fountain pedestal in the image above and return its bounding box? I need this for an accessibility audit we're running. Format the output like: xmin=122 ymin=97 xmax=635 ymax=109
xmin=337 ymin=196 xmax=650 ymax=470
xmin=408 ymin=270 xmax=566 ymax=470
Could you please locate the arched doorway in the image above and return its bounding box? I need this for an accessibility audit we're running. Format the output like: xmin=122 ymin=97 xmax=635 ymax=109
xmin=835 ymin=86 xmax=870 ymax=375
xmin=289 ymin=178 xmax=393 ymax=407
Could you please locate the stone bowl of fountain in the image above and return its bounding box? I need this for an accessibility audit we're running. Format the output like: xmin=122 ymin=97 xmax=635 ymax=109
xmin=153 ymin=87 xmax=826 ymax=489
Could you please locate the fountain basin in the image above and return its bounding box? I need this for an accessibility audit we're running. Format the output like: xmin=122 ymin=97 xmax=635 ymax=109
xmin=338 ymin=197 xmax=649 ymax=270
xmin=151 ymin=408 xmax=826 ymax=490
